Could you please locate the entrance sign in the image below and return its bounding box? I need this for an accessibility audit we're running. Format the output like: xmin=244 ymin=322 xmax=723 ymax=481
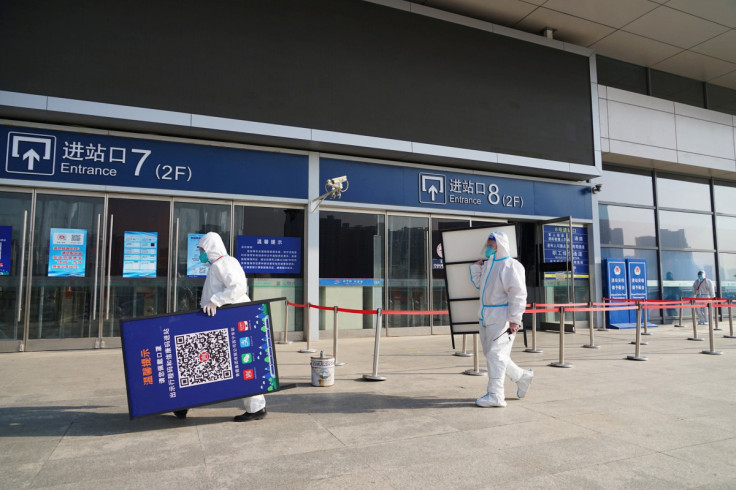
xmin=186 ymin=233 xmax=207 ymax=278
xmin=321 ymin=157 xmax=592 ymax=220
xmin=122 ymin=231 xmax=158 ymax=278
xmin=121 ymin=300 xmax=281 ymax=418
xmin=1 ymin=125 xmax=308 ymax=199
xmin=440 ymin=226 xmax=517 ymax=347
xmin=48 ymin=228 xmax=87 ymax=277
xmin=237 ymin=235 xmax=301 ymax=274
xmin=0 ymin=225 xmax=11 ymax=275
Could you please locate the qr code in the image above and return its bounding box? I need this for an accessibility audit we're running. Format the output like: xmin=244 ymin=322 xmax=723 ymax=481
xmin=174 ymin=328 xmax=233 ymax=388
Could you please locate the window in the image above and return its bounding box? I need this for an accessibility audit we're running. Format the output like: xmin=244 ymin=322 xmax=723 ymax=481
xmin=650 ymin=70 xmax=705 ymax=108
xmin=598 ymin=169 xmax=653 ymax=206
xmin=714 ymin=184 xmax=736 ymax=215
xmin=596 ymin=56 xmax=647 ymax=95
xmin=599 ymin=205 xmax=656 ymax=247
xmin=657 ymin=177 xmax=711 ymax=212
xmin=659 ymin=211 xmax=713 ymax=250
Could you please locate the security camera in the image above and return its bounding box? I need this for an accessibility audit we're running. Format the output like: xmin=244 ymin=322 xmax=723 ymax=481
xmin=591 ymin=183 xmax=602 ymax=194
xmin=327 ymin=176 xmax=348 ymax=187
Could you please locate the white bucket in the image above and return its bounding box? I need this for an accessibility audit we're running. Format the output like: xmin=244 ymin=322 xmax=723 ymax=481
xmin=311 ymin=353 xmax=335 ymax=387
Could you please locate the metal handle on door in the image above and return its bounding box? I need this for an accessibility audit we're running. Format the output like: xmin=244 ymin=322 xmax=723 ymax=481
xmin=92 ymin=214 xmax=101 ymax=320
xmin=105 ymin=215 xmax=114 ymax=320
xmin=173 ymin=218 xmax=179 ymax=312
xmin=16 ymin=210 xmax=28 ymax=323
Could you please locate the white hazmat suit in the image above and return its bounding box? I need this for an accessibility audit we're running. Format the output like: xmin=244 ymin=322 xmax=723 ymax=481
xmin=198 ymin=232 xmax=266 ymax=419
xmin=692 ymin=271 xmax=715 ymax=325
xmin=469 ymin=231 xmax=532 ymax=407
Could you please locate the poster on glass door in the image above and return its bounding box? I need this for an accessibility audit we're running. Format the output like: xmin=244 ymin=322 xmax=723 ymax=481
xmin=48 ymin=228 xmax=87 ymax=277
xmin=0 ymin=226 xmax=11 ymax=275
xmin=123 ymin=231 xmax=158 ymax=278
xmin=187 ymin=233 xmax=207 ymax=277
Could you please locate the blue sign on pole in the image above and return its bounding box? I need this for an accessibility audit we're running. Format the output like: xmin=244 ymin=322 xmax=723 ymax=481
xmin=48 ymin=228 xmax=87 ymax=277
xmin=1 ymin=125 xmax=308 ymax=199
xmin=0 ymin=226 xmax=11 ymax=275
xmin=121 ymin=300 xmax=280 ymax=419
xmin=186 ymin=233 xmax=207 ymax=278
xmin=236 ymin=236 xmax=301 ymax=274
xmin=604 ymin=258 xmax=629 ymax=328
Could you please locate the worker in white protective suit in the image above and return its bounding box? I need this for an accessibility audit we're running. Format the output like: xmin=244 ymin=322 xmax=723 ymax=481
xmin=469 ymin=231 xmax=533 ymax=407
xmin=692 ymin=270 xmax=715 ymax=325
xmin=173 ymin=232 xmax=267 ymax=422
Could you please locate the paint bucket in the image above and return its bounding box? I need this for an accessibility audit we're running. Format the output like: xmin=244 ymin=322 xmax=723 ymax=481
xmin=311 ymin=350 xmax=335 ymax=387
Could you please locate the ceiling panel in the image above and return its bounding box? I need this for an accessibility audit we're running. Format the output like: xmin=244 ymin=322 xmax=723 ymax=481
xmin=541 ymin=0 xmax=659 ymax=29
xmin=706 ymin=70 xmax=736 ymax=91
xmin=691 ymin=30 xmax=736 ymax=64
xmin=622 ymin=6 xmax=729 ymax=49
xmin=515 ymin=7 xmax=615 ymax=46
xmin=591 ymin=30 xmax=682 ymax=66
xmin=653 ymin=50 xmax=736 ymax=81
xmin=664 ymin=0 xmax=736 ymax=29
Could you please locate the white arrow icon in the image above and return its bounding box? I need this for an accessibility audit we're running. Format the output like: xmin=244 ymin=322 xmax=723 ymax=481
xmin=23 ymin=149 xmax=40 ymax=171
xmin=427 ymin=184 xmax=439 ymax=200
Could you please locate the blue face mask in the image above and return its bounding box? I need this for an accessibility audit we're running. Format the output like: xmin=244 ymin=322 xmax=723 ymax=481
xmin=485 ymin=247 xmax=495 ymax=259
xmin=199 ymin=250 xmax=209 ymax=264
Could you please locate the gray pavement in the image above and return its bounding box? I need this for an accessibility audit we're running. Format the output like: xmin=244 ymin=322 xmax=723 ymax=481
xmin=3 ymin=323 xmax=736 ymax=489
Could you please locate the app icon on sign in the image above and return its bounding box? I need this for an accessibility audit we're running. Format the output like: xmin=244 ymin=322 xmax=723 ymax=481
xmin=238 ymin=321 xmax=249 ymax=332
xmin=239 ymin=337 xmax=251 ymax=348
xmin=241 ymin=353 xmax=253 ymax=364
xmin=243 ymin=369 xmax=254 ymax=380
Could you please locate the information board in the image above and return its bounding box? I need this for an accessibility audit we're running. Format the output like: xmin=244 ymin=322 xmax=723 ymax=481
xmin=0 ymin=225 xmax=10 ymax=275
xmin=237 ymin=235 xmax=301 ymax=274
xmin=186 ymin=233 xmax=207 ymax=278
xmin=48 ymin=228 xmax=87 ymax=277
xmin=603 ymin=258 xmax=629 ymax=328
xmin=123 ymin=231 xmax=157 ymax=278
xmin=542 ymin=225 xmax=589 ymax=279
xmin=627 ymin=258 xmax=649 ymax=324
xmin=121 ymin=300 xmax=281 ymax=419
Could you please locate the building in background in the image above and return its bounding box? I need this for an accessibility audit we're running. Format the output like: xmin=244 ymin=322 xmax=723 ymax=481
xmin=1 ymin=0 xmax=734 ymax=351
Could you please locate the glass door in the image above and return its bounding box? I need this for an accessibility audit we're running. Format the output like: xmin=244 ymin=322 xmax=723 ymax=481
xmin=101 ymin=197 xmax=171 ymax=341
xmin=26 ymin=193 xmax=105 ymax=349
xmin=172 ymin=200 xmax=232 ymax=313
xmin=0 ymin=190 xmax=33 ymax=352
xmin=387 ymin=215 xmax=429 ymax=330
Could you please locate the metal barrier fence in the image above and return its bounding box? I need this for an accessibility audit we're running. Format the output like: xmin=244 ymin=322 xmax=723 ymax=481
xmin=281 ymin=297 xmax=736 ymax=381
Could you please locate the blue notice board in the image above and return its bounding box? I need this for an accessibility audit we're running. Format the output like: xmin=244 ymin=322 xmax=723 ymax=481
xmin=0 ymin=226 xmax=11 ymax=275
xmin=627 ymin=258 xmax=651 ymax=325
xmin=237 ymin=236 xmax=301 ymax=274
xmin=48 ymin=228 xmax=87 ymax=277
xmin=121 ymin=300 xmax=281 ymax=419
xmin=603 ymin=258 xmax=629 ymax=328
xmin=542 ymin=225 xmax=589 ymax=279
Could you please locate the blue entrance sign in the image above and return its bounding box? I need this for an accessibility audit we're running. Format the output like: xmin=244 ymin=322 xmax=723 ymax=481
xmin=320 ymin=158 xmax=592 ymax=220
xmin=0 ymin=226 xmax=10 ymax=275
xmin=48 ymin=228 xmax=87 ymax=277
xmin=121 ymin=300 xmax=280 ymax=419
xmin=542 ymin=225 xmax=589 ymax=279
xmin=604 ymin=258 xmax=629 ymax=328
xmin=237 ymin=236 xmax=301 ymax=274
xmin=1 ymin=125 xmax=308 ymax=199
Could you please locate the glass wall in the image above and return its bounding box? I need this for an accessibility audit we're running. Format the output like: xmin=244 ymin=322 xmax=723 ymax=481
xmin=387 ymin=215 xmax=429 ymax=329
xmin=599 ymin=167 xmax=736 ymax=324
xmin=234 ymin=206 xmax=305 ymax=333
xmin=319 ymin=211 xmax=385 ymax=330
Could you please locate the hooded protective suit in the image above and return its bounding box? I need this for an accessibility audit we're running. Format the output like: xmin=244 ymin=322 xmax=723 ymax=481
xmin=197 ymin=232 xmax=265 ymax=414
xmin=469 ymin=231 xmax=530 ymax=406
xmin=198 ymin=232 xmax=251 ymax=309
xmin=692 ymin=271 xmax=715 ymax=324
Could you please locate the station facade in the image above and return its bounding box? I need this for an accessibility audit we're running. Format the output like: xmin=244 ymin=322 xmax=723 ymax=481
xmin=1 ymin=1 xmax=734 ymax=351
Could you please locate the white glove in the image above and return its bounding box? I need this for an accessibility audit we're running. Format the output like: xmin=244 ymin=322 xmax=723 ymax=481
xmin=203 ymin=302 xmax=218 ymax=316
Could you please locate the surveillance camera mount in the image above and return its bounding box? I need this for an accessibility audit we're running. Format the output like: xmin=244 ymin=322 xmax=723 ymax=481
xmin=311 ymin=176 xmax=349 ymax=212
